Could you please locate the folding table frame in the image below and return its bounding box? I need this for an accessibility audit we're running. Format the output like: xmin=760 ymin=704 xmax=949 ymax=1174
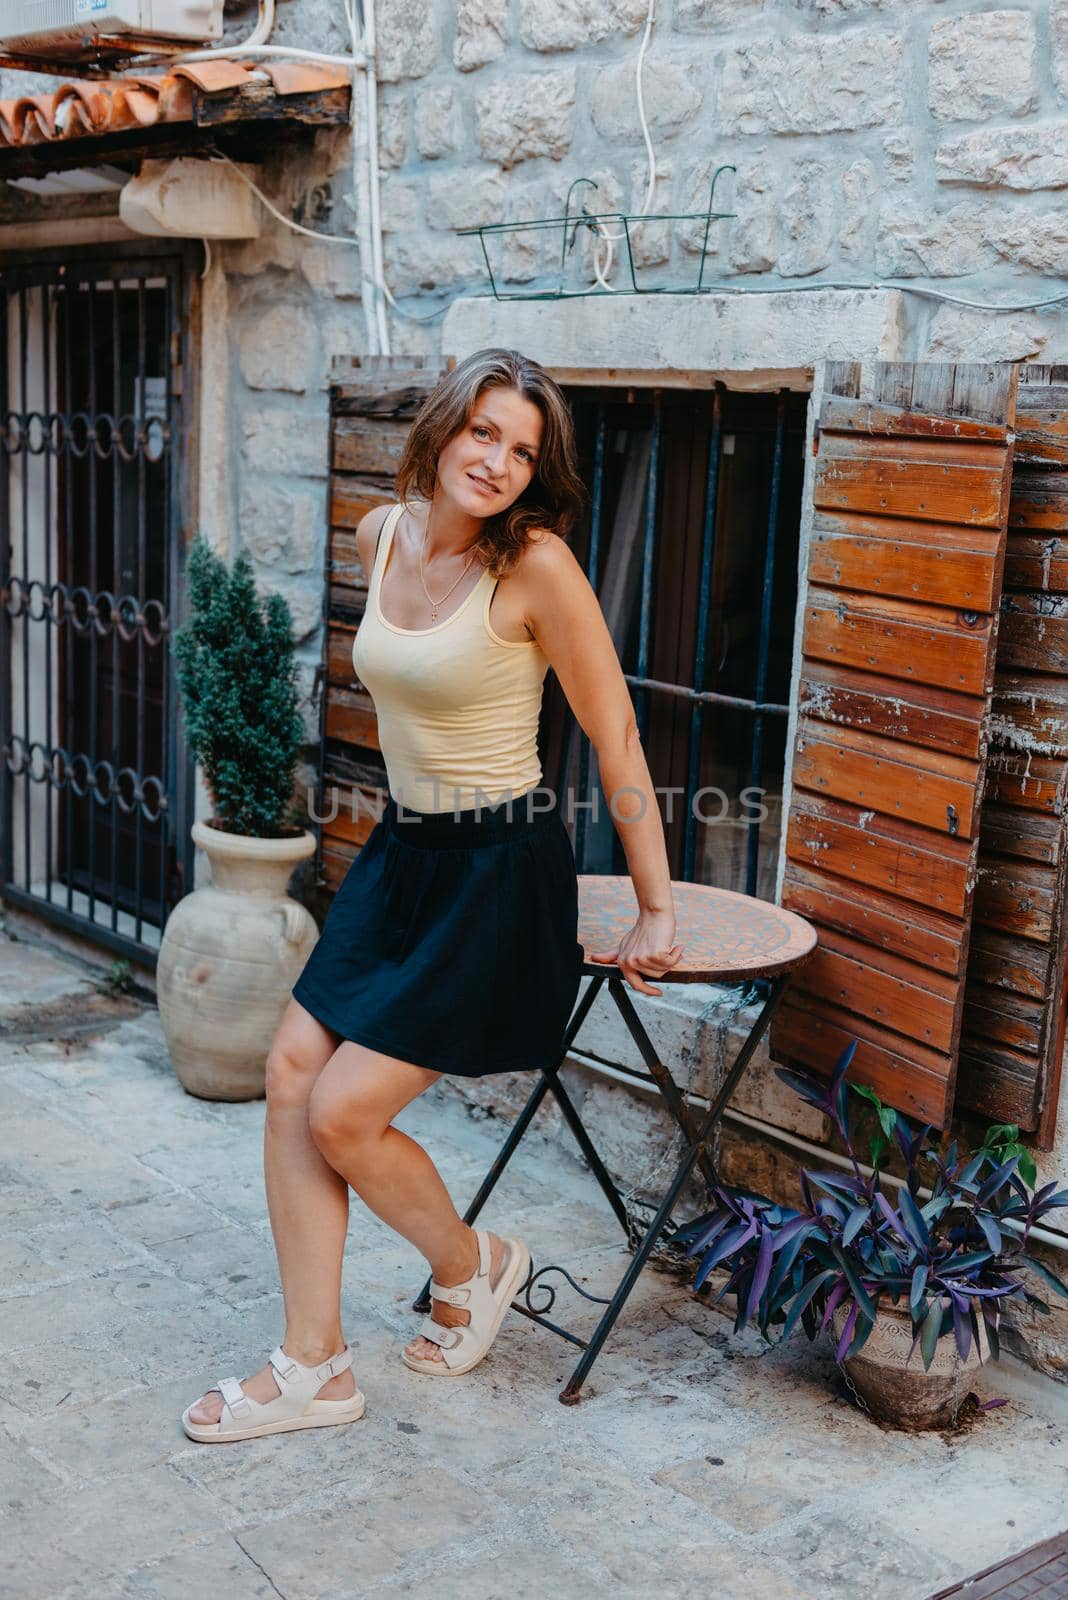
xmin=414 ymin=965 xmax=795 ymax=1405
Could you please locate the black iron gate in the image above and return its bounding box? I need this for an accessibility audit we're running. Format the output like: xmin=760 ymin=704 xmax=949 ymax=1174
xmin=1 ymin=245 xmax=194 ymax=966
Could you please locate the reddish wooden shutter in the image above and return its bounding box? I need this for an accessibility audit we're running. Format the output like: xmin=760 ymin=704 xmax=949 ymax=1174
xmin=771 ymin=361 xmax=1018 ymax=1128
xmin=316 ymin=357 xmax=441 ymax=892
xmin=958 ymin=366 xmax=1068 ymax=1146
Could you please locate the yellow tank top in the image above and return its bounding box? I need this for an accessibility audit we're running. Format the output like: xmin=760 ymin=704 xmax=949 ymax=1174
xmin=352 ymin=501 xmax=551 ymax=813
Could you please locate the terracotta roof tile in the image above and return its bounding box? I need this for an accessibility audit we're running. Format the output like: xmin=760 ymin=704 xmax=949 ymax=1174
xmin=0 ymin=58 xmax=349 ymax=149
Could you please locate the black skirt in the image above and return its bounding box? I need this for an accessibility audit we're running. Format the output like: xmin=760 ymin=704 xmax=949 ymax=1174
xmin=291 ymin=792 xmax=586 ymax=1077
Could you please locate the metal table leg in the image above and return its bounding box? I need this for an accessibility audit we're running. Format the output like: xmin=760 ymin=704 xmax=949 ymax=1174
xmin=412 ymin=969 xmax=791 ymax=1406
xmin=557 ymin=974 xmax=790 ymax=1402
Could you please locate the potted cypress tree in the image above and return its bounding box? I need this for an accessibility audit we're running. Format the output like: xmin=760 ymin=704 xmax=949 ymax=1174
xmin=156 ymin=536 xmax=318 ymax=1100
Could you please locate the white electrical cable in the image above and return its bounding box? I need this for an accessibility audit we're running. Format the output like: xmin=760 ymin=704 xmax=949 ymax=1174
xmin=168 ymin=42 xmax=364 ymax=65
xmin=346 ymin=0 xmax=389 ymax=353
xmin=702 ymin=277 xmax=1068 ymax=314
xmin=214 ymin=149 xmax=448 ymax=324
xmin=588 ymin=0 xmax=658 ymax=292
xmin=163 ymin=0 xmax=362 ymax=68
xmin=214 ymin=151 xmax=365 ymax=243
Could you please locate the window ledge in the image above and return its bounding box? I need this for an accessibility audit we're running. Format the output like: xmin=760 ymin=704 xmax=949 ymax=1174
xmin=443 ymin=288 xmax=909 ymax=389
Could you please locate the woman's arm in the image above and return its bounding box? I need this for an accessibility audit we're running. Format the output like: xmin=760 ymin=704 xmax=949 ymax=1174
xmin=521 ymin=534 xmax=684 ymax=996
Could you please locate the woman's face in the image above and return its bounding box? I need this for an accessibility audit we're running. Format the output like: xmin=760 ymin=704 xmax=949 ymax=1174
xmin=435 ymin=384 xmax=544 ymax=517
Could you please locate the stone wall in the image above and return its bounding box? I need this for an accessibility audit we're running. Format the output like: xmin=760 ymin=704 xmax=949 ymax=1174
xmin=370 ymin=0 xmax=1068 ymax=359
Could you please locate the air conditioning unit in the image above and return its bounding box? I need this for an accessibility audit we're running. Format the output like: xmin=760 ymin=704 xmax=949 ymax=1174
xmin=0 ymin=0 xmax=224 ymax=60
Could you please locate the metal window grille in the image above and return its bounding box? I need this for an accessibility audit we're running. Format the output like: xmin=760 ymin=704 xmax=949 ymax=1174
xmin=0 ymin=245 xmax=194 ymax=965
xmin=547 ymin=384 xmax=807 ymax=901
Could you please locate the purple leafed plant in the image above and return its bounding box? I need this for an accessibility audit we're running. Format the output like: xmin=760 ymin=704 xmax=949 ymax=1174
xmin=674 ymin=1041 xmax=1068 ymax=1370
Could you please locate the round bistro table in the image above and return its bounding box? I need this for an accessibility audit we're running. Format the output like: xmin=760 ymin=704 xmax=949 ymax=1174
xmin=415 ymin=876 xmax=817 ymax=1404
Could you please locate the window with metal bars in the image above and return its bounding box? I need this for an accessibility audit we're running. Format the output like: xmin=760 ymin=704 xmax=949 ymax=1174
xmin=0 ymin=245 xmax=193 ymax=965
xmin=542 ymin=385 xmax=808 ymax=901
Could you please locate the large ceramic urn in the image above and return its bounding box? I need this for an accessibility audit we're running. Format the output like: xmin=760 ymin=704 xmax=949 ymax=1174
xmin=156 ymin=819 xmax=319 ymax=1100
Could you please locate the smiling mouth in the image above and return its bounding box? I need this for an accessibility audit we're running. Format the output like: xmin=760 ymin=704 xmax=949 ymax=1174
xmin=467 ymin=474 xmax=498 ymax=494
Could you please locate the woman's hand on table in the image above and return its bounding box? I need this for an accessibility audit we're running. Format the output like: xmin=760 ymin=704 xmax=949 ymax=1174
xmin=590 ymin=908 xmax=683 ymax=997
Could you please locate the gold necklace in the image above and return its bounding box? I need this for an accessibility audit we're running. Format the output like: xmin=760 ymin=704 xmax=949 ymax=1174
xmin=418 ymin=503 xmax=476 ymax=622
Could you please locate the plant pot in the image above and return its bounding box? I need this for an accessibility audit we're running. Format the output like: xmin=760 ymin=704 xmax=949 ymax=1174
xmin=831 ymin=1300 xmax=991 ymax=1431
xmin=156 ymin=819 xmax=319 ymax=1101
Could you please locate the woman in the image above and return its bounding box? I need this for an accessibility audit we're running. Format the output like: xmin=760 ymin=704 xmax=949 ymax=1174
xmin=181 ymin=347 xmax=682 ymax=1442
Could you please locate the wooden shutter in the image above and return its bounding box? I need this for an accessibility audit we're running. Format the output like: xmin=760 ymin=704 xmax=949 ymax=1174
xmin=315 ymin=356 xmax=441 ymax=892
xmin=771 ymin=361 xmax=1018 ymax=1128
xmin=957 ymin=366 xmax=1068 ymax=1146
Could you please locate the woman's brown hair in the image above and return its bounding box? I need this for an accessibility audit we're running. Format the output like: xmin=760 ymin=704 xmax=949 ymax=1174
xmin=394 ymin=347 xmax=585 ymax=577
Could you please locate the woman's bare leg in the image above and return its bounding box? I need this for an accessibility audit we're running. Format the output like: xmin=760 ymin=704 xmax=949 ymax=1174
xmin=186 ymin=999 xmax=356 ymax=1425
xmin=306 ymin=1043 xmax=510 ymax=1365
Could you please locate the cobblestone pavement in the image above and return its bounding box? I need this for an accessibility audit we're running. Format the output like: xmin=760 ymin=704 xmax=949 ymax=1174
xmin=3 ymin=925 xmax=1068 ymax=1600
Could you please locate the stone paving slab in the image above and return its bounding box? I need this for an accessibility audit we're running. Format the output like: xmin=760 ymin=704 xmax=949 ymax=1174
xmin=3 ymin=929 xmax=1068 ymax=1600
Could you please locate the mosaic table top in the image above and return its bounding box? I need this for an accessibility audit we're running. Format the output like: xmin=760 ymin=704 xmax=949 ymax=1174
xmin=577 ymin=876 xmax=818 ymax=984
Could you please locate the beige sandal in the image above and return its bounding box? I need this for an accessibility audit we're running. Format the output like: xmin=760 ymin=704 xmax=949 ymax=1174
xmin=402 ymin=1231 xmax=530 ymax=1376
xmin=181 ymin=1344 xmax=365 ymax=1443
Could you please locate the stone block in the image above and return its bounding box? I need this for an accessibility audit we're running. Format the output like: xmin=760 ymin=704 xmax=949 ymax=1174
xmin=382 ymin=231 xmax=480 ymax=298
xmin=475 ymin=68 xmax=576 ymax=167
xmin=840 ymin=158 xmax=877 ymax=261
xmin=12 ymin=1375 xmax=205 ymax=1488
xmin=236 ymin=303 xmax=316 ymax=394
xmin=316 ymin=306 xmax=363 ymax=388
xmin=377 ymin=90 xmax=406 ymax=168
xmin=779 ymin=160 xmax=834 ymax=277
xmin=96 ymin=1533 xmax=290 ymax=1600
xmin=883 ymin=128 xmax=917 ymax=183
xmin=0 ymin=1338 xmax=142 ymax=1419
xmin=234 ymin=1467 xmax=490 ymax=1594
xmin=427 ymin=167 xmax=509 ymax=230
xmin=249 ymin=568 xmax=321 ymax=642
xmin=455 ymin=0 xmax=508 ymax=71
xmin=299 ymin=237 xmax=364 ymax=299
xmin=936 ymin=122 xmax=1068 ymax=188
xmin=675 ymin=0 xmax=769 ymax=27
xmin=1055 ymin=0 xmax=1068 ymax=100
xmin=991 ymin=211 xmax=1068 ymax=273
xmin=378 ymin=175 xmax=422 ymax=232
xmin=791 ymin=0 xmax=897 ymax=12
xmin=377 ymin=86 xmax=407 ymax=167
xmin=590 ymin=57 xmax=701 ymax=143
xmin=377 ymin=0 xmax=437 ymax=81
xmin=106 ymin=1189 xmax=225 ymax=1247
xmin=721 ymin=32 xmax=903 ymax=133
xmin=628 ymin=164 xmax=673 ymax=269
xmin=927 ymin=10 xmax=1037 ymax=122
xmin=921 ymin=304 xmax=1051 ymax=362
xmin=497 ymin=221 xmax=558 ymax=285
xmin=242 ymin=406 xmax=329 ymax=479
xmin=537 ymin=167 xmax=626 ymax=289
xmin=875 ymin=201 xmax=996 ymax=276
xmin=0 ymin=1466 xmax=218 ymax=1600
xmin=675 ymin=155 xmax=734 ymax=262
xmin=415 ymin=85 xmax=460 ymax=159
xmin=520 ymin=0 xmax=647 ymax=52
xmin=217 ymin=217 xmax=302 ymax=279
xmin=0 ymin=941 xmax=95 ymax=1015
xmin=727 ymin=166 xmax=779 ymax=273
xmin=445 ymin=285 xmax=910 ymax=375
xmin=239 ymin=480 xmax=323 ymax=575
